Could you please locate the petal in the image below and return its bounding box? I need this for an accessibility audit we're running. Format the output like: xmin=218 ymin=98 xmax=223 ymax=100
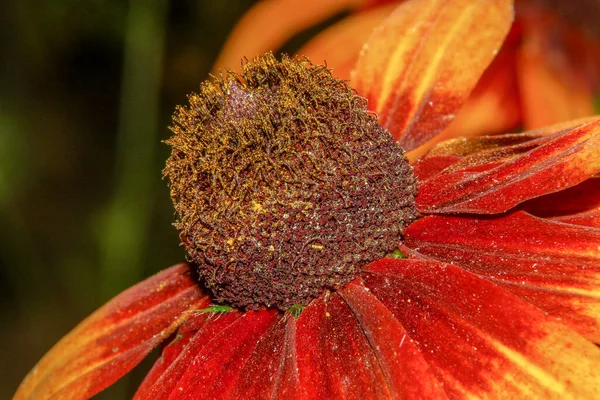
xmin=363 ymin=258 xmax=600 ymax=398
xmin=294 ymin=292 xmax=398 ymax=399
xmin=293 ymin=288 xmax=446 ymax=399
xmin=15 ymin=264 xmax=208 ymax=400
xmin=554 ymin=209 xmax=600 ymax=229
xmin=339 ymin=282 xmax=447 ymax=399
xmin=136 ymin=309 xmax=283 ymax=399
xmin=212 ymin=0 xmax=362 ymax=72
xmin=298 ymin=4 xmax=395 ymax=80
xmin=415 ymin=118 xmax=600 ymax=214
xmin=403 ymin=211 xmax=600 ymax=342
xmin=519 ymin=177 xmax=600 ymax=218
xmin=351 ymin=0 xmax=514 ymax=150
xmin=135 ymin=311 xmax=241 ymax=398
xmin=406 ymin=30 xmax=523 ymax=161
xmin=517 ymin=13 xmax=597 ymax=128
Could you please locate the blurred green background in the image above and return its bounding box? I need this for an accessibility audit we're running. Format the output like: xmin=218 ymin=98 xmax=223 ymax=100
xmin=0 ymin=1 xmax=263 ymax=398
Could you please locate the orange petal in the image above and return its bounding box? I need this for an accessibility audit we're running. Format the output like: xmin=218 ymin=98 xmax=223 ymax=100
xmin=212 ymin=0 xmax=363 ymax=73
xmin=404 ymin=211 xmax=600 ymax=342
xmin=364 ymin=258 xmax=600 ymax=398
xmin=15 ymin=264 xmax=208 ymax=400
xmin=298 ymin=4 xmax=395 ymax=80
xmin=352 ymin=0 xmax=514 ymax=150
xmin=415 ymin=117 xmax=600 ymax=214
xmin=517 ymin=12 xmax=597 ymax=128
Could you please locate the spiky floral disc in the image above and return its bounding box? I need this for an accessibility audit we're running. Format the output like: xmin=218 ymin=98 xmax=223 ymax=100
xmin=165 ymin=53 xmax=417 ymax=309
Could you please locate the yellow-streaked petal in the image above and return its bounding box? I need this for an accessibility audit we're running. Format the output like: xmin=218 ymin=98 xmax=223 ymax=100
xmin=352 ymin=0 xmax=514 ymax=151
xmin=15 ymin=264 xmax=208 ymax=400
xmin=365 ymin=258 xmax=600 ymax=398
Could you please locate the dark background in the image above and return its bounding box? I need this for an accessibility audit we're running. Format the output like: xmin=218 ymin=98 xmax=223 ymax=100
xmin=0 ymin=1 xmax=265 ymax=398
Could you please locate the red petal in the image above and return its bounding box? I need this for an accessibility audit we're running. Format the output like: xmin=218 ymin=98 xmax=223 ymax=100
xmin=295 ymin=292 xmax=397 ymax=399
xmin=415 ymin=118 xmax=600 ymax=214
xmin=352 ymin=0 xmax=513 ymax=150
xmin=135 ymin=311 xmax=242 ymax=398
xmin=363 ymin=258 xmax=600 ymax=398
xmin=406 ymin=28 xmax=523 ymax=161
xmin=404 ymin=211 xmax=600 ymax=341
xmin=138 ymin=310 xmax=281 ymax=399
xmin=15 ymin=264 xmax=208 ymax=400
xmin=339 ymin=282 xmax=447 ymax=399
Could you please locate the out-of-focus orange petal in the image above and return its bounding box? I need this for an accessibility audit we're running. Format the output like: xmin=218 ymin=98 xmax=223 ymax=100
xmin=352 ymin=0 xmax=514 ymax=150
xmin=404 ymin=212 xmax=600 ymax=342
xmin=364 ymin=258 xmax=600 ymax=398
xmin=15 ymin=264 xmax=208 ymax=400
xmin=212 ymin=0 xmax=364 ymax=72
xmin=298 ymin=4 xmax=395 ymax=80
xmin=415 ymin=117 xmax=600 ymax=214
xmin=517 ymin=12 xmax=597 ymax=128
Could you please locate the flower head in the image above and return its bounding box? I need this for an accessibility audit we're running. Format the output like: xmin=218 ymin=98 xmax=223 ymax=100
xmin=165 ymin=54 xmax=417 ymax=309
xmin=15 ymin=0 xmax=600 ymax=399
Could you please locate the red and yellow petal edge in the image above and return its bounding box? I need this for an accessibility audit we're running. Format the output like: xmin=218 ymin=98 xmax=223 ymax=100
xmin=14 ymin=263 xmax=208 ymax=400
xmin=352 ymin=0 xmax=514 ymax=151
xmin=211 ymin=0 xmax=364 ymax=73
xmin=414 ymin=117 xmax=600 ymax=214
xmin=133 ymin=259 xmax=600 ymax=399
xmin=404 ymin=211 xmax=600 ymax=343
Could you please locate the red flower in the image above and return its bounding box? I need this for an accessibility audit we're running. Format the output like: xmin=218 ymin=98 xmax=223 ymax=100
xmin=214 ymin=0 xmax=600 ymax=156
xmin=15 ymin=1 xmax=600 ymax=399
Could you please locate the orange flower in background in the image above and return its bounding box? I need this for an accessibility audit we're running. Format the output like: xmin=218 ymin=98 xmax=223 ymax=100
xmin=15 ymin=0 xmax=600 ymax=399
xmin=214 ymin=0 xmax=600 ymax=157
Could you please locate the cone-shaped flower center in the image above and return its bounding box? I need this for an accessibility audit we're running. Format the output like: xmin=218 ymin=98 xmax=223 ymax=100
xmin=165 ymin=53 xmax=418 ymax=310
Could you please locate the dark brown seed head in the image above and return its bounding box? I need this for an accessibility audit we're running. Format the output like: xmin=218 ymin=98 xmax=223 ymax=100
xmin=165 ymin=53 xmax=418 ymax=310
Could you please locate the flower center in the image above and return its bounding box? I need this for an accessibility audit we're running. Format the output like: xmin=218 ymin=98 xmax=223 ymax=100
xmin=165 ymin=53 xmax=418 ymax=310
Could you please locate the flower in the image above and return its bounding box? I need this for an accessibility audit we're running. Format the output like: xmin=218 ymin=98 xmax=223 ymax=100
xmin=213 ymin=0 xmax=600 ymax=156
xmin=15 ymin=0 xmax=600 ymax=399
